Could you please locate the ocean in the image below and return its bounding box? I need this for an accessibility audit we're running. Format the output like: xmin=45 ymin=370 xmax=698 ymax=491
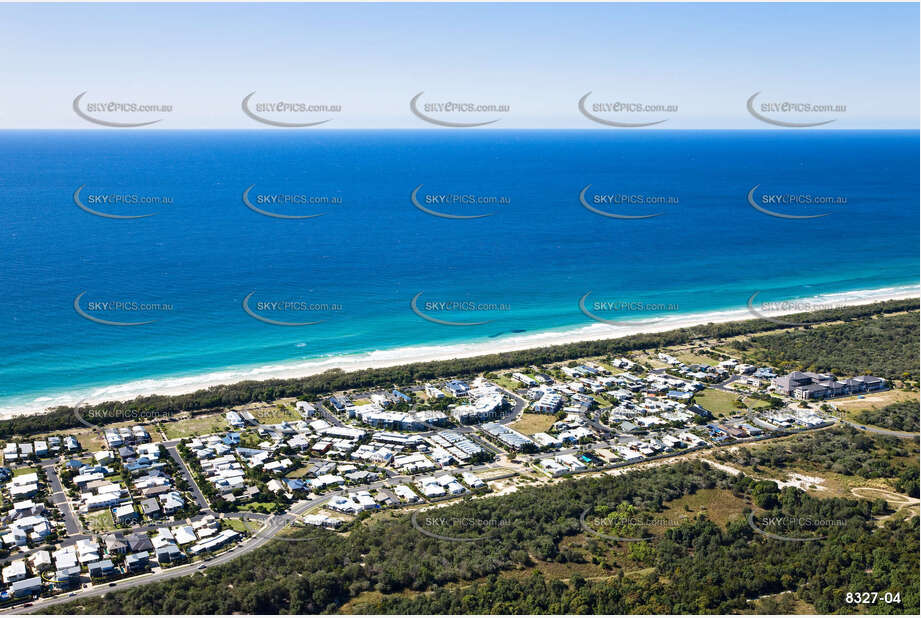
xmin=0 ymin=130 xmax=918 ymax=414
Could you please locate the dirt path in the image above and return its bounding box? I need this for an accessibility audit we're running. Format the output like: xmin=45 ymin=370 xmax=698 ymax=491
xmin=851 ymin=486 xmax=919 ymax=522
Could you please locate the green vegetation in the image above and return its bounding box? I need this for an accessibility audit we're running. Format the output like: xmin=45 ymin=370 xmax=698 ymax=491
xmin=4 ymin=299 xmax=916 ymax=440
xmin=509 ymin=413 xmax=556 ymax=436
xmin=85 ymin=510 xmax=115 ymax=533
xmin=161 ymin=413 xmax=229 ymax=440
xmin=715 ymin=426 xmax=920 ymax=497
xmin=854 ymin=401 xmax=920 ymax=433
xmin=731 ymin=311 xmax=920 ymax=384
xmin=692 ymin=388 xmax=744 ymax=417
xmin=46 ymin=456 xmax=918 ymax=615
xmin=225 ymin=518 xmax=259 ymax=533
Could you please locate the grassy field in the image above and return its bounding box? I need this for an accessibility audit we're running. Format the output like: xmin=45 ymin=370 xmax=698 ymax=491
xmin=225 ymin=518 xmax=259 ymax=533
xmin=509 ymin=413 xmax=556 ymax=435
xmin=12 ymin=466 xmax=37 ymax=476
xmin=478 ymin=467 xmax=518 ymax=481
xmin=655 ymin=488 xmax=751 ymax=530
xmin=691 ymin=387 xmax=772 ymax=416
xmin=86 ymin=509 xmax=115 ymax=532
xmin=830 ymin=389 xmax=919 ymax=418
xmin=238 ymin=403 xmax=300 ymax=425
xmin=693 ymin=388 xmax=745 ymax=417
xmin=286 ymin=466 xmax=313 ymax=479
xmin=635 ymin=351 xmax=669 ymax=369
xmin=672 ymin=349 xmax=719 ymax=366
xmin=746 ymin=397 xmax=773 ymax=409
xmin=162 ymin=413 xmax=229 ymax=440
xmin=591 ymin=394 xmax=613 ymax=407
xmin=238 ymin=501 xmax=277 ymax=513
xmin=491 ymin=375 xmax=521 ymax=391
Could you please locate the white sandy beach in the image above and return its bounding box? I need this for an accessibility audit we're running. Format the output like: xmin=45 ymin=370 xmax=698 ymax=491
xmin=1 ymin=284 xmax=917 ymax=419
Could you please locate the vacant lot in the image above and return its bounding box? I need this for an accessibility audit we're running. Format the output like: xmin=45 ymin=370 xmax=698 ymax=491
xmin=656 ymin=488 xmax=751 ymax=529
xmin=694 ymin=388 xmax=772 ymax=416
xmin=492 ymin=374 xmax=522 ymax=391
xmin=672 ymin=348 xmax=718 ymax=366
xmin=86 ymin=509 xmax=115 ymax=532
xmin=832 ymin=389 xmax=918 ymax=414
xmin=162 ymin=413 xmax=229 ymax=439
xmin=225 ymin=518 xmax=259 ymax=533
xmin=509 ymin=413 xmax=556 ymax=435
xmin=247 ymin=405 xmax=300 ymax=425
xmin=693 ymin=388 xmax=744 ymax=417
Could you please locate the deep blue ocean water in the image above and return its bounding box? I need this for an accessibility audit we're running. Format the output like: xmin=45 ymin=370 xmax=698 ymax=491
xmin=0 ymin=130 xmax=917 ymax=411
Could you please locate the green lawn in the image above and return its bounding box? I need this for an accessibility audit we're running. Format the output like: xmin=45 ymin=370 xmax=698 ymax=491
xmin=746 ymin=397 xmax=773 ymax=409
xmin=693 ymin=388 xmax=774 ymax=416
xmin=86 ymin=509 xmax=115 ymax=532
xmin=592 ymin=394 xmax=612 ymax=408
xmin=247 ymin=406 xmax=300 ymax=425
xmin=492 ymin=375 xmax=521 ymax=391
xmin=238 ymin=501 xmax=278 ymax=513
xmin=693 ymin=389 xmax=745 ymax=417
xmin=225 ymin=518 xmax=259 ymax=533
xmin=674 ymin=350 xmax=718 ymax=366
xmin=286 ymin=466 xmax=313 ymax=479
xmin=162 ymin=413 xmax=230 ymax=439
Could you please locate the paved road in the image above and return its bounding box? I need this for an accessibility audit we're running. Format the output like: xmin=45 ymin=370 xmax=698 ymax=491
xmin=42 ymin=462 xmax=81 ymax=536
xmin=166 ymin=445 xmax=210 ymax=510
xmin=315 ymin=401 xmax=346 ymax=427
xmin=10 ymin=519 xmax=280 ymax=613
xmin=837 ymin=418 xmax=920 ymax=439
xmin=4 ymin=458 xmax=508 ymax=614
xmin=712 ymin=374 xmax=742 ymax=392
xmin=5 ymin=412 xmax=840 ymax=614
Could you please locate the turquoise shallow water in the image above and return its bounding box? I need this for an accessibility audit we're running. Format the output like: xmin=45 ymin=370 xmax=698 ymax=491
xmin=0 ymin=130 xmax=917 ymax=412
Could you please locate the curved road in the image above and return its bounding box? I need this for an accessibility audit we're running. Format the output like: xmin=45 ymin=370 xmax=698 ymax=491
xmin=838 ymin=418 xmax=920 ymax=439
xmin=5 ymin=494 xmax=329 ymax=614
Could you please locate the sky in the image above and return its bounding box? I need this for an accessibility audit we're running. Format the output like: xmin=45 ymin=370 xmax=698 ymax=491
xmin=0 ymin=2 xmax=918 ymax=129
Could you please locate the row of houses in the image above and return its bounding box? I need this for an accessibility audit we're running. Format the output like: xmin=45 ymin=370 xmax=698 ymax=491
xmin=347 ymin=403 xmax=449 ymax=430
xmin=3 ymin=436 xmax=79 ymax=465
xmin=104 ymin=425 xmax=150 ymax=448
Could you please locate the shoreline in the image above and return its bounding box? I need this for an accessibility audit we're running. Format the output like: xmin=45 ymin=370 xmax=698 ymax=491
xmin=2 ymin=284 xmax=917 ymax=420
